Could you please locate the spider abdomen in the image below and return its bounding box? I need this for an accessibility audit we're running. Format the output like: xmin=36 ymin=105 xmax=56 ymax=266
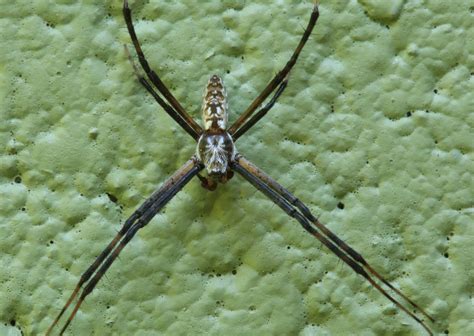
xmin=202 ymin=74 xmax=228 ymax=131
xmin=197 ymin=131 xmax=235 ymax=175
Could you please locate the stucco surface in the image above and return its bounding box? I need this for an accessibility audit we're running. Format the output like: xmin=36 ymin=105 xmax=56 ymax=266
xmin=0 ymin=0 xmax=473 ymax=335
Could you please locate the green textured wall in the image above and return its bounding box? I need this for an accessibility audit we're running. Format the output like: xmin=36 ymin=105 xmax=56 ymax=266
xmin=1 ymin=0 xmax=473 ymax=335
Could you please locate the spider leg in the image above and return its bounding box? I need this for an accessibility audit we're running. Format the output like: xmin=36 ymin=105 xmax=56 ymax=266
xmin=235 ymin=156 xmax=434 ymax=322
xmin=124 ymin=45 xmax=200 ymax=140
xmin=228 ymin=2 xmax=319 ymax=136
xmin=232 ymin=76 xmax=289 ymax=141
xmin=123 ymin=0 xmax=202 ymax=139
xmin=46 ymin=157 xmax=203 ymax=335
xmin=231 ymin=155 xmax=434 ymax=336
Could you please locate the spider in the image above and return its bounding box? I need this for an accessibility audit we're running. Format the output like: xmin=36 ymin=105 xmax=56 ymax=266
xmin=46 ymin=1 xmax=435 ymax=335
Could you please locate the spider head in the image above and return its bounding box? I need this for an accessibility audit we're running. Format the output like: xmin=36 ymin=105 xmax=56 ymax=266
xmin=196 ymin=131 xmax=235 ymax=175
xmin=201 ymin=74 xmax=228 ymax=131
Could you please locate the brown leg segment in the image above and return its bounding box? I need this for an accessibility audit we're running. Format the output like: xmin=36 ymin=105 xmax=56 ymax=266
xmin=232 ymin=76 xmax=289 ymax=141
xmin=123 ymin=0 xmax=202 ymax=139
xmin=124 ymin=45 xmax=200 ymax=140
xmin=228 ymin=2 xmax=319 ymax=136
xmin=236 ymin=155 xmax=435 ymax=323
xmin=46 ymin=157 xmax=203 ymax=335
xmin=231 ymin=155 xmax=434 ymax=335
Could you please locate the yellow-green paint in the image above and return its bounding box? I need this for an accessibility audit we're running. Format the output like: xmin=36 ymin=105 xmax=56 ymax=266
xmin=1 ymin=0 xmax=473 ymax=335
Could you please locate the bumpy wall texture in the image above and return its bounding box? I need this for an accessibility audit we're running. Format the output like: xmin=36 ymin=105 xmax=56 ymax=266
xmin=1 ymin=0 xmax=473 ymax=335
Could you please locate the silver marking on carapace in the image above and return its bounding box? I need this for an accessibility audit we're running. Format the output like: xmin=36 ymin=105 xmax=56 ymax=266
xmin=202 ymin=74 xmax=228 ymax=131
xmin=197 ymin=132 xmax=235 ymax=175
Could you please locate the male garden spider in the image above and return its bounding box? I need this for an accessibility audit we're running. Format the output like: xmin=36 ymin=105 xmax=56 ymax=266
xmin=46 ymin=1 xmax=435 ymax=334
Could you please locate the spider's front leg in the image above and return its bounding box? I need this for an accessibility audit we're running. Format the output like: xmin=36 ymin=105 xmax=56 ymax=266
xmin=46 ymin=157 xmax=203 ymax=335
xmin=230 ymin=154 xmax=434 ymax=335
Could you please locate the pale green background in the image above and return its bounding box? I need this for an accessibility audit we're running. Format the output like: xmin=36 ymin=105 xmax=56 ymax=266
xmin=0 ymin=0 xmax=473 ymax=335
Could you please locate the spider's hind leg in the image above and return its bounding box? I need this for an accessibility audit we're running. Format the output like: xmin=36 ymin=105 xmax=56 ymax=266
xmin=228 ymin=3 xmax=319 ymax=138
